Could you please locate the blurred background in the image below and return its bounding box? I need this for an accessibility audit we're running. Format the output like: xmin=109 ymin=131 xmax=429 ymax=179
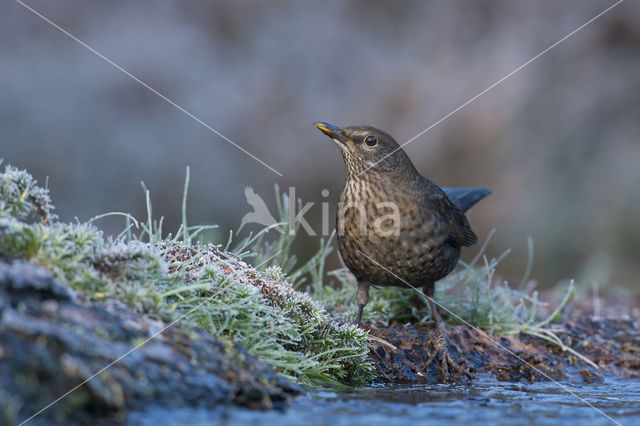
xmin=2 ymin=0 xmax=639 ymax=292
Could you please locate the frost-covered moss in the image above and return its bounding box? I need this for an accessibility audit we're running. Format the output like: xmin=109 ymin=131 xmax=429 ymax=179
xmin=0 ymin=216 xmax=165 ymax=310
xmin=0 ymin=163 xmax=373 ymax=385
xmin=0 ymin=163 xmax=55 ymax=224
xmin=161 ymin=243 xmax=372 ymax=384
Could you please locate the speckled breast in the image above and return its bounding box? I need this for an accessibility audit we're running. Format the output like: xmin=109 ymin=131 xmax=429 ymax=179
xmin=336 ymin=181 xmax=461 ymax=287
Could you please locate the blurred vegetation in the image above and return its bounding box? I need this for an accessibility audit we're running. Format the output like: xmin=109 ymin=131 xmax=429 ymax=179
xmin=4 ymin=0 xmax=640 ymax=292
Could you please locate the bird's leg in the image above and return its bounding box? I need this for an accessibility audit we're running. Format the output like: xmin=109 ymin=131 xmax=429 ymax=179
xmin=356 ymin=281 xmax=370 ymax=326
xmin=423 ymin=284 xmax=470 ymax=382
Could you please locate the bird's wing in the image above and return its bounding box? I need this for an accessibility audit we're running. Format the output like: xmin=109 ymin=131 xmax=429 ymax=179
xmin=424 ymin=182 xmax=478 ymax=248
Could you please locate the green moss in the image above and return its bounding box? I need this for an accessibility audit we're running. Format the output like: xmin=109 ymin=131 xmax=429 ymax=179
xmin=0 ymin=163 xmax=55 ymax=224
xmin=154 ymin=240 xmax=372 ymax=385
xmin=0 ymin=164 xmax=373 ymax=386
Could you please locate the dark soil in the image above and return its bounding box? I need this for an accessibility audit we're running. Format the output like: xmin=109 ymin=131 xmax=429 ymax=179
xmin=364 ymin=318 xmax=640 ymax=384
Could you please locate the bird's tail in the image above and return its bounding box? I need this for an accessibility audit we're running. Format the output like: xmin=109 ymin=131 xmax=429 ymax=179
xmin=442 ymin=187 xmax=492 ymax=213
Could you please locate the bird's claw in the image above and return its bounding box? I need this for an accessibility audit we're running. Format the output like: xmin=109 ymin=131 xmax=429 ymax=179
xmin=426 ymin=330 xmax=472 ymax=383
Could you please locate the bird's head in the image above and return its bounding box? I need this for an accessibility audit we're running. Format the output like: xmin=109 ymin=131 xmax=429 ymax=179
xmin=314 ymin=122 xmax=417 ymax=178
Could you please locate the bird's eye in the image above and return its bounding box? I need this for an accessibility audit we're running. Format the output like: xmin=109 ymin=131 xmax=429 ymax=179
xmin=365 ymin=135 xmax=377 ymax=146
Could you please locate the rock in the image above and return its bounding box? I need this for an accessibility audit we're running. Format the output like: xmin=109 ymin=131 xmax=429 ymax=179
xmin=0 ymin=260 xmax=300 ymax=425
xmin=0 ymin=260 xmax=73 ymax=304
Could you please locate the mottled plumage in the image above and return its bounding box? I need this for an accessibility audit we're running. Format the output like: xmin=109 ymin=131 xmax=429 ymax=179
xmin=315 ymin=122 xmax=491 ymax=381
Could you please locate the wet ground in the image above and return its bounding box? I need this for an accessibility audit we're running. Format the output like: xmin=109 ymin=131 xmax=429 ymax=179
xmin=127 ymin=379 xmax=640 ymax=426
xmin=365 ymin=318 xmax=640 ymax=384
xmin=126 ymin=315 xmax=640 ymax=426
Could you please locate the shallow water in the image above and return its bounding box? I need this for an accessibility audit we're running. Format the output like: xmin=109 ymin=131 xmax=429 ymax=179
xmin=127 ymin=379 xmax=640 ymax=426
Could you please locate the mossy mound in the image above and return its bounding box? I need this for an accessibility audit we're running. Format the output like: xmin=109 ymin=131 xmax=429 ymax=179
xmin=0 ymin=260 xmax=300 ymax=424
xmin=0 ymin=163 xmax=374 ymax=423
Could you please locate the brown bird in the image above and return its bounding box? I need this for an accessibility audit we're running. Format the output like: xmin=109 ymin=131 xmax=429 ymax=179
xmin=314 ymin=122 xmax=490 ymax=381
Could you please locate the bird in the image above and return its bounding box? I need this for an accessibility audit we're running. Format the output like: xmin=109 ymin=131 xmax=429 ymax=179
xmin=314 ymin=121 xmax=491 ymax=381
xmin=237 ymin=186 xmax=279 ymax=234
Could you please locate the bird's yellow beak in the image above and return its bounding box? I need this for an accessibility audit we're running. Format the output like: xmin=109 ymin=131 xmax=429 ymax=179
xmin=314 ymin=122 xmax=353 ymax=144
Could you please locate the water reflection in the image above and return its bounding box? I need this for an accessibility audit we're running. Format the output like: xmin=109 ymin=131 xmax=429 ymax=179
xmin=128 ymin=379 xmax=640 ymax=425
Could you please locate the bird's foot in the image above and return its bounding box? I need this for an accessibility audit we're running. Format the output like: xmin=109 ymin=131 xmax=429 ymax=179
xmin=426 ymin=330 xmax=471 ymax=383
